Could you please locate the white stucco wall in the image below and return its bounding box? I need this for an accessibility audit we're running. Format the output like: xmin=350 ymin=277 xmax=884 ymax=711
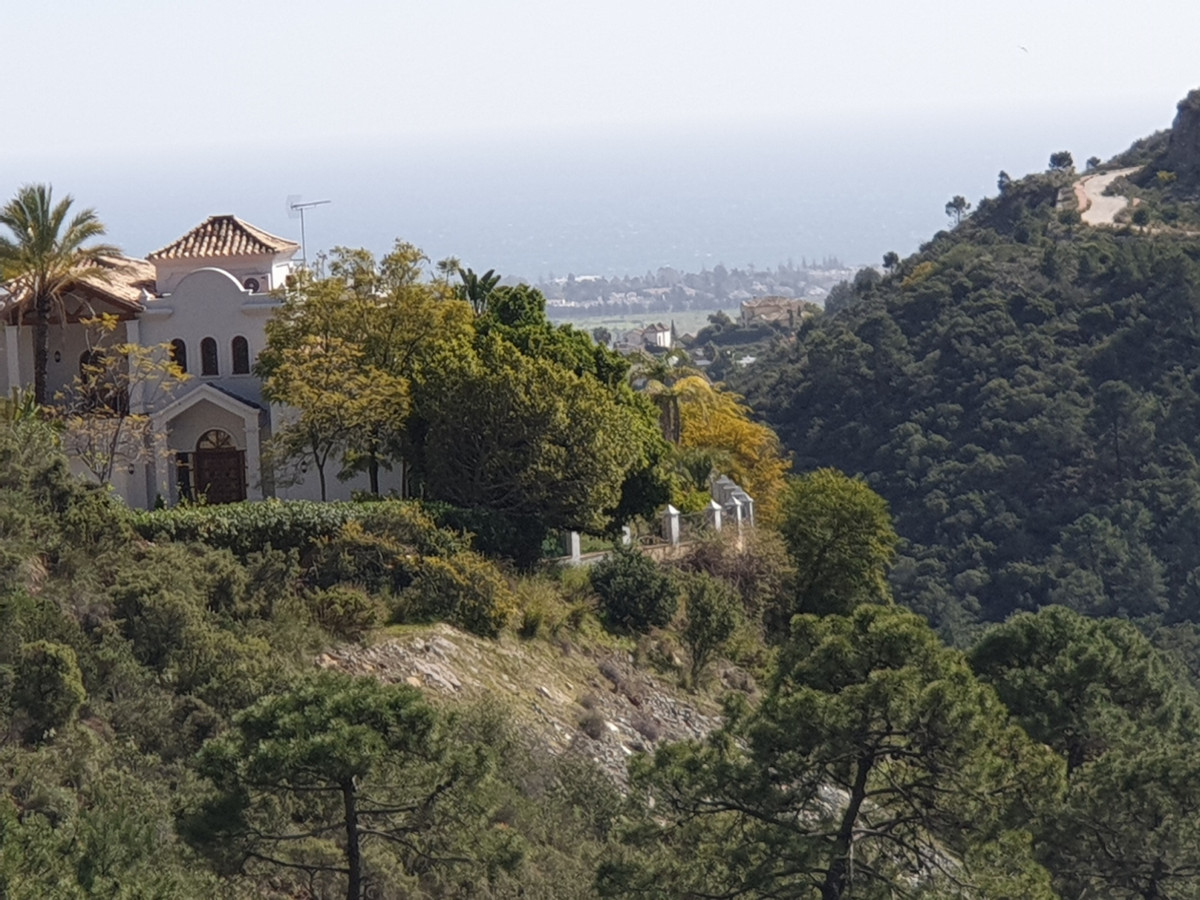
xmin=139 ymin=267 xmax=276 ymax=409
xmin=1 ymin=318 xmax=131 ymax=401
xmin=152 ymin=252 xmax=292 ymax=295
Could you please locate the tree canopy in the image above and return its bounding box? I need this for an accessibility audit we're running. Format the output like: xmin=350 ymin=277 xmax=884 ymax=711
xmin=600 ymin=604 xmax=1063 ymax=900
xmin=734 ymin=166 xmax=1200 ymax=638
xmin=0 ymin=184 xmax=119 ymax=405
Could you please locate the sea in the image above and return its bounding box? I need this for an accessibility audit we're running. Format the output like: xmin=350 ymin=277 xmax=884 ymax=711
xmin=1 ymin=102 xmax=1171 ymax=282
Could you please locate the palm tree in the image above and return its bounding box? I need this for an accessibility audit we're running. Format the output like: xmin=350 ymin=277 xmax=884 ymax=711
xmin=456 ymin=267 xmax=500 ymax=316
xmin=628 ymin=349 xmax=702 ymax=444
xmin=434 ymin=255 xmax=461 ymax=287
xmin=0 ymin=184 xmax=118 ymax=405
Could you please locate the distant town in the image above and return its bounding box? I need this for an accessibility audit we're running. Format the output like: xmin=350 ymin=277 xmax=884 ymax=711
xmin=533 ymin=257 xmax=860 ymax=318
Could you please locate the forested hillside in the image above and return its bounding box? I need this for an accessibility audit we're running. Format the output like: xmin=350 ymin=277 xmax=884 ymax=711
xmin=737 ymin=136 xmax=1200 ymax=644
xmin=13 ymin=97 xmax=1200 ymax=900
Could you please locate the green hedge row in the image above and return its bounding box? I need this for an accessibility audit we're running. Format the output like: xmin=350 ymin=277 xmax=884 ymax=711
xmin=129 ymin=500 xmax=468 ymax=559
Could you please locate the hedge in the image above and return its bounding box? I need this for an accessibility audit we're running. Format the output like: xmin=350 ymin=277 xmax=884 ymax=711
xmin=129 ymin=499 xmax=469 ymax=559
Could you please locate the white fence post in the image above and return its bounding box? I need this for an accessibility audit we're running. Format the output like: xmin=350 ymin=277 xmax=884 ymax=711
xmin=663 ymin=504 xmax=681 ymax=545
xmin=706 ymin=499 xmax=723 ymax=532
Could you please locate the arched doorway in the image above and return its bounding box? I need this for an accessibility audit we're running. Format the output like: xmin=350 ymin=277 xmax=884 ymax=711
xmin=193 ymin=429 xmax=246 ymax=504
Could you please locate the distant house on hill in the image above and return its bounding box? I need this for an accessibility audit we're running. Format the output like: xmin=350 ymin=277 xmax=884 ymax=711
xmin=616 ymin=322 xmax=675 ymax=354
xmin=740 ymin=295 xmax=815 ymax=329
xmin=0 ymin=215 xmax=399 ymax=508
xmin=644 ymin=322 xmax=673 ymax=349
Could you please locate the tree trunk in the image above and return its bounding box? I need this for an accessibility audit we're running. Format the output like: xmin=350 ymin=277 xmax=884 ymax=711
xmin=821 ymin=754 xmax=872 ymax=900
xmin=33 ymin=294 xmax=51 ymax=406
xmin=342 ymin=778 xmax=362 ymax=900
xmin=368 ymin=455 xmax=379 ymax=496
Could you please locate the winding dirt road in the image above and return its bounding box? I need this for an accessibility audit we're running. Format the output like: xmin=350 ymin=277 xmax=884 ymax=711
xmin=1074 ymin=167 xmax=1140 ymax=226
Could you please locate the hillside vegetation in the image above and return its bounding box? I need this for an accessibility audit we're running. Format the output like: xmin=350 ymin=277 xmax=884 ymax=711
xmin=12 ymin=96 xmax=1200 ymax=900
xmin=737 ymin=145 xmax=1200 ymax=646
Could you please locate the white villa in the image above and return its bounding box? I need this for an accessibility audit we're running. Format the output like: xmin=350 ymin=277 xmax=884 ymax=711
xmin=0 ymin=215 xmax=400 ymax=508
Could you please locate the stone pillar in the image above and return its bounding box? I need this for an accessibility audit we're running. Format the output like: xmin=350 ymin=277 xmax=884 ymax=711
xmin=706 ymin=499 xmax=723 ymax=532
xmin=663 ymin=504 xmax=681 ymax=545
xmin=728 ymin=497 xmax=744 ymax=530
xmin=568 ymin=531 xmax=582 ymax=563
xmin=245 ymin=415 xmax=264 ymax=499
xmin=729 ymin=498 xmax=746 ymax=550
xmin=621 ymin=525 xmax=633 ymax=546
xmin=732 ymin=490 xmax=755 ymax=527
xmin=151 ymin=427 xmax=172 ymax=507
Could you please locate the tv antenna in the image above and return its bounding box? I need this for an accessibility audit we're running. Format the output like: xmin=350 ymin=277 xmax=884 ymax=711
xmin=287 ymin=196 xmax=331 ymax=268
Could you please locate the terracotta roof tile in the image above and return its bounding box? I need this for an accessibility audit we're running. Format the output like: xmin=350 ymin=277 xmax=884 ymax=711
xmin=0 ymin=255 xmax=155 ymax=319
xmin=80 ymin=255 xmax=157 ymax=307
xmin=147 ymin=215 xmax=299 ymax=261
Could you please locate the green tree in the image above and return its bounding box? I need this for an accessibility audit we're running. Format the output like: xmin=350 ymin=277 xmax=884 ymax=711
xmin=263 ymin=336 xmax=409 ymax=500
xmin=12 ymin=640 xmax=86 ymax=743
xmin=456 ymin=266 xmax=500 ymax=315
xmin=775 ymin=469 xmax=898 ymax=622
xmin=590 ymin=544 xmax=678 ymax=632
xmin=680 ymin=573 xmax=741 ymax=687
xmin=416 ymin=336 xmax=652 ymax=564
xmin=628 ymin=349 xmax=700 ymax=445
xmin=57 ymin=314 xmax=189 ymax=487
xmin=1049 ymin=150 xmax=1075 ymax=172
xmin=434 ymin=255 xmax=460 ymax=286
xmin=259 ymin=243 xmax=474 ymax=494
xmin=600 ymin=605 xmax=1063 ymax=900
xmin=970 ymin=606 xmax=1194 ymax=771
xmin=189 ymin=672 xmax=508 ymax=900
xmin=945 ymin=194 xmax=972 ymax=225
xmin=970 ymin=607 xmax=1200 ymax=899
xmin=0 ymin=184 xmax=119 ymax=405
xmin=881 ymin=250 xmax=900 ymax=273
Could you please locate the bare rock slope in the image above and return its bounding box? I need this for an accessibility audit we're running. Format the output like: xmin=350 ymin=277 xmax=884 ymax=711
xmin=319 ymin=624 xmax=740 ymax=785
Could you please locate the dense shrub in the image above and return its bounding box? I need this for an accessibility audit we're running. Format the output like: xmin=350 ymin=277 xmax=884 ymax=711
xmin=13 ymin=640 xmax=86 ymax=743
xmin=674 ymin=529 xmax=794 ymax=623
xmin=307 ymin=521 xmax=421 ymax=594
xmin=681 ymin=573 xmax=742 ymax=687
xmin=425 ymin=503 xmax=549 ymax=568
xmin=130 ymin=499 xmax=465 ymax=561
xmin=307 ymin=586 xmax=386 ymax=640
xmin=357 ymin=502 xmax=469 ymax=556
xmin=400 ymin=552 xmax=518 ymax=638
xmin=129 ymin=500 xmax=355 ymax=557
xmin=590 ymin=545 xmax=678 ymax=632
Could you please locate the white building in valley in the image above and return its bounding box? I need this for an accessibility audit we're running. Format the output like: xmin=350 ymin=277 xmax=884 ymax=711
xmin=0 ymin=215 xmax=399 ymax=508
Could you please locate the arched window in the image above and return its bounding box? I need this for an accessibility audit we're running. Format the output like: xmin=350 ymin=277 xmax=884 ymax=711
xmin=201 ymin=337 xmax=219 ymax=376
xmin=197 ymin=429 xmax=236 ymax=452
xmin=231 ymin=336 xmax=250 ymax=374
xmin=170 ymin=338 xmax=187 ymax=373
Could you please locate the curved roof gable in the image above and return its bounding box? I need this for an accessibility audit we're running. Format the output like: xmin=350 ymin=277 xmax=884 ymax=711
xmin=148 ymin=215 xmax=299 ymax=261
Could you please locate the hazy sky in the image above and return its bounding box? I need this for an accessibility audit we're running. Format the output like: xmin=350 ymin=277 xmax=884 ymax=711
xmin=4 ymin=1 xmax=1200 ymax=272
xmin=7 ymin=0 xmax=1197 ymax=153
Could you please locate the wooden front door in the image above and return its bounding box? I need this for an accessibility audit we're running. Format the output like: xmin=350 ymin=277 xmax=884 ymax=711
xmin=194 ymin=430 xmax=246 ymax=504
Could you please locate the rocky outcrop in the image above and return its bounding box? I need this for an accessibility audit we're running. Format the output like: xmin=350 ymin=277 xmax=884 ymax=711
xmin=318 ymin=624 xmax=743 ymax=786
xmin=1165 ymin=88 xmax=1200 ymax=177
